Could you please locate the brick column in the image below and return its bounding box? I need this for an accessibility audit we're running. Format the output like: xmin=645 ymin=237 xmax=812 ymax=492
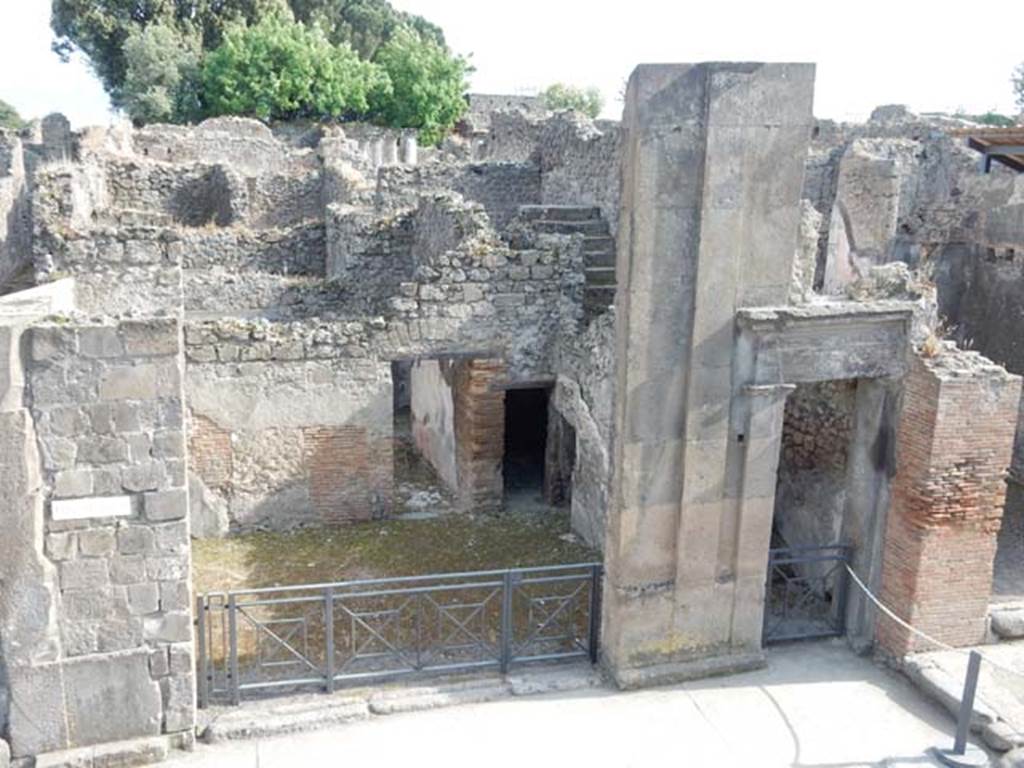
xmin=877 ymin=351 xmax=1022 ymax=656
xmin=453 ymin=358 xmax=505 ymax=512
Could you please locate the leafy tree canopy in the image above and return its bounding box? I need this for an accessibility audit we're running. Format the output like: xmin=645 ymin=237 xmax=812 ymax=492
xmin=1014 ymin=63 xmax=1024 ymax=114
xmin=542 ymin=83 xmax=604 ymax=120
xmin=52 ymin=0 xmax=442 ymax=107
xmin=0 ymin=99 xmax=25 ymax=131
xmin=201 ymin=11 xmax=387 ymax=122
xmin=122 ymin=21 xmax=202 ymax=124
xmin=371 ymin=28 xmax=469 ymax=145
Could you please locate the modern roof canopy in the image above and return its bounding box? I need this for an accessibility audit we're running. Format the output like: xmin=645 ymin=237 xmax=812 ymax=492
xmin=949 ymin=126 xmax=1024 ymax=173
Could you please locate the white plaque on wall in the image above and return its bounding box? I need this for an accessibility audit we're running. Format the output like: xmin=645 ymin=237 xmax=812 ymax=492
xmin=51 ymin=495 xmax=133 ymax=521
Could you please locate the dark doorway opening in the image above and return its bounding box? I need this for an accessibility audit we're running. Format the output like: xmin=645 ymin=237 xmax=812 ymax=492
xmin=503 ymin=387 xmax=549 ymax=497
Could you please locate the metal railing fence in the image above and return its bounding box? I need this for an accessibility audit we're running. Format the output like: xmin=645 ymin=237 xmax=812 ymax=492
xmin=763 ymin=544 xmax=851 ymax=644
xmin=196 ymin=562 xmax=602 ymax=706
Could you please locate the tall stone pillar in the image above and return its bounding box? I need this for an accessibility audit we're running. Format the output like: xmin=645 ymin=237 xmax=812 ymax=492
xmin=603 ymin=62 xmax=815 ymax=686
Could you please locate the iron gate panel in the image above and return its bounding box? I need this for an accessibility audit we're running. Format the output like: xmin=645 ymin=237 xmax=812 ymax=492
xmin=196 ymin=562 xmax=602 ymax=706
xmin=763 ymin=544 xmax=851 ymax=644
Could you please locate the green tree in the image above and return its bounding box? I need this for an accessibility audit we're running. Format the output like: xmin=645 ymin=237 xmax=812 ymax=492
xmin=201 ymin=12 xmax=387 ymax=121
xmin=1014 ymin=63 xmax=1024 ymax=113
xmin=371 ymin=28 xmax=469 ymax=145
xmin=51 ymin=0 xmax=285 ymax=107
xmin=542 ymin=83 xmax=604 ymax=119
xmin=51 ymin=0 xmax=445 ymax=112
xmin=122 ymin=22 xmax=202 ymax=124
xmin=0 ymin=99 xmax=25 ymax=131
xmin=290 ymin=0 xmax=444 ymax=59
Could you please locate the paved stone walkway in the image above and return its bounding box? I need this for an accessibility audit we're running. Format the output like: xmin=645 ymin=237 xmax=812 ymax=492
xmin=164 ymin=641 xmax=974 ymax=768
xmin=905 ymin=639 xmax=1024 ymax=752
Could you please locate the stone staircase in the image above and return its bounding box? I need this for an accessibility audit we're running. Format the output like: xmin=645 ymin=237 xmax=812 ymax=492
xmin=518 ymin=205 xmax=616 ymax=317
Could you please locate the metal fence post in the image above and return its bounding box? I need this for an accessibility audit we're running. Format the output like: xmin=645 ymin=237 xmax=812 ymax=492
xmin=934 ymin=650 xmax=987 ymax=767
xmin=588 ymin=564 xmax=602 ymax=664
xmin=834 ymin=547 xmax=852 ymax=636
xmin=324 ymin=586 xmax=335 ymax=694
xmin=228 ymin=594 xmax=240 ymax=706
xmin=195 ymin=595 xmax=208 ymax=709
xmin=500 ymin=570 xmax=514 ymax=674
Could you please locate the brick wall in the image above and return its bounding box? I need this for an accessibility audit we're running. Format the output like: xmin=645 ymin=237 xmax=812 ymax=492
xmin=188 ymin=414 xmax=232 ymax=489
xmin=877 ymin=351 xmax=1022 ymax=656
xmin=305 ymin=426 xmax=393 ymax=522
xmin=453 ymin=359 xmax=506 ymax=512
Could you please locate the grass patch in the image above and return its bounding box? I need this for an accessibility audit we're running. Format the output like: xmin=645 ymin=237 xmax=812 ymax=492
xmin=192 ymin=510 xmax=598 ymax=595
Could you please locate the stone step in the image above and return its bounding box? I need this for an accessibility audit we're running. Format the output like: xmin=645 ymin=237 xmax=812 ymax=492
xmin=584 ymin=286 xmax=615 ymax=315
xmin=585 ymin=267 xmax=616 ymax=286
xmin=532 ymin=219 xmax=608 ymax=237
xmin=584 ymin=243 xmax=615 ymax=267
xmin=518 ymin=205 xmax=601 ymax=222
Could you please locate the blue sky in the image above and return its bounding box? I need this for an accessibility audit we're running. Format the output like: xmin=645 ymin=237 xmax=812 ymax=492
xmin=2 ymin=0 xmax=1021 ymax=128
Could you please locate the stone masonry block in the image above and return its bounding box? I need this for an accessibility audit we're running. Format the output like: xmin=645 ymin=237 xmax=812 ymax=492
xmin=121 ymin=319 xmax=179 ymax=357
xmin=117 ymin=525 xmax=155 ymax=555
xmin=41 ymin=436 xmax=77 ymax=471
xmin=5 ymin=662 xmax=69 ymax=757
xmin=62 ymin=587 xmax=114 ymax=621
xmin=149 ymin=647 xmax=170 ymax=678
xmin=77 ymin=528 xmax=116 ymax=557
xmin=89 ymin=402 xmax=142 ymax=434
xmin=109 ymin=555 xmax=148 ymax=585
xmin=152 ymin=430 xmax=185 ymax=460
xmin=62 ymin=651 xmax=162 ymax=746
xmin=45 ymin=531 xmax=77 ymax=561
xmin=144 ymin=488 xmax=187 ymax=522
xmin=60 ymin=558 xmax=109 ymax=590
xmin=160 ymin=580 xmax=191 ymax=611
xmin=143 ymin=611 xmax=192 ymax=643
xmin=78 ymin=326 xmax=124 ymax=358
xmin=76 ymin=435 xmax=129 ymax=465
xmin=161 ymin=673 xmax=196 ymax=733
xmin=53 ymin=469 xmax=94 ymax=499
xmin=126 ymin=433 xmax=154 ymax=463
xmin=30 ymin=326 xmax=77 ymax=362
xmin=168 ymin=643 xmax=193 ymax=675
xmin=122 ymin=461 xmax=166 ymax=492
xmin=96 ymin=616 xmax=144 ymax=652
xmin=127 ymin=582 xmax=160 ymax=615
xmin=46 ymin=406 xmax=89 ymax=437
xmin=146 ymin=556 xmax=187 ymax=581
xmin=151 ymin=521 xmax=187 ymax=552
xmin=99 ymin=364 xmax=158 ymax=401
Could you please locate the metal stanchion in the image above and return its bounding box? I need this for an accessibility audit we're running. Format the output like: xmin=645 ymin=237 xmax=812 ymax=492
xmin=933 ymin=650 xmax=990 ymax=767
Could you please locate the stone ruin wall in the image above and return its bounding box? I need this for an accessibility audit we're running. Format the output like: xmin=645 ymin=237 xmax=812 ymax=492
xmin=791 ymin=106 xmax=1024 ymax=539
xmin=2 ymin=90 xmax=1024 ymax=758
xmin=12 ymin=109 xmax=612 ymax=540
xmin=0 ymin=312 xmax=194 ymax=761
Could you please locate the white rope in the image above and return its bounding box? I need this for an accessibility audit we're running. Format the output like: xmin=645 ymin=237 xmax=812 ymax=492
xmin=843 ymin=563 xmax=1024 ymax=682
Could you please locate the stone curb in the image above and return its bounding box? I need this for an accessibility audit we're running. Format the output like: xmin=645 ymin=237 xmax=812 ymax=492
xmin=200 ymin=665 xmax=605 ymax=744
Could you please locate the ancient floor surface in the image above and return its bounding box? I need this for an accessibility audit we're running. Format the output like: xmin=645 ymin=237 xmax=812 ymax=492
xmin=165 ymin=641 xmax=971 ymax=768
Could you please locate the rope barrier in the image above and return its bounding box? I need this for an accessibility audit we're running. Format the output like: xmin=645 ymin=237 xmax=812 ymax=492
xmin=843 ymin=563 xmax=1024 ymax=682
xmin=843 ymin=562 xmax=1024 ymax=751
